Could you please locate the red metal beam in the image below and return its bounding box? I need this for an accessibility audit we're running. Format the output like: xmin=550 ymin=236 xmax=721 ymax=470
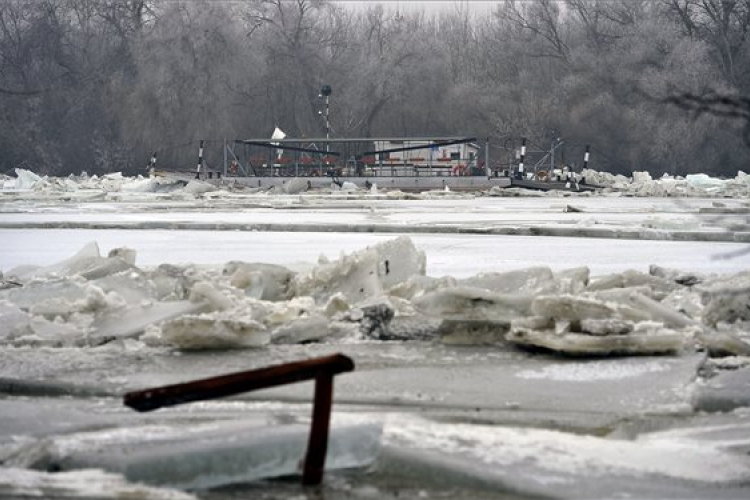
xmin=123 ymin=353 xmax=355 ymax=486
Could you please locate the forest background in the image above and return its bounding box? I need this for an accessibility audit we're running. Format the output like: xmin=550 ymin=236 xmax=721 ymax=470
xmin=1 ymin=0 xmax=749 ymax=177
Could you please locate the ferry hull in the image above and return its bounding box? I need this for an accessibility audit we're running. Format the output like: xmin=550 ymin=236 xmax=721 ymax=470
xmin=179 ymin=174 xmax=512 ymax=192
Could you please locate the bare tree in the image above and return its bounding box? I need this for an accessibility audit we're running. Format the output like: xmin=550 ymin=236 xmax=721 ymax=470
xmin=666 ymin=91 xmax=750 ymax=145
xmin=664 ymin=0 xmax=750 ymax=89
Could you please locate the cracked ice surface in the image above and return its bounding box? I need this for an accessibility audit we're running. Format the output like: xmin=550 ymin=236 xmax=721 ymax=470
xmin=1 ymin=169 xmax=750 ymax=499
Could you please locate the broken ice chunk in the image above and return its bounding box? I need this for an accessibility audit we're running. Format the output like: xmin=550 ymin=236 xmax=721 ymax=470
xmin=375 ymin=236 xmax=427 ymax=288
xmin=649 ymin=264 xmax=704 ymax=286
xmin=553 ymin=267 xmax=590 ymax=294
xmin=7 ymin=241 xmax=133 ymax=281
xmin=387 ymin=275 xmax=457 ymax=301
xmin=587 ymin=269 xmax=680 ymax=298
xmin=533 ymin=294 xmax=615 ymax=320
xmin=693 ymin=365 xmax=750 ymax=412
xmin=702 ymin=287 xmax=750 ymax=327
xmin=93 ymin=272 xmax=160 ymax=305
xmin=291 ymin=247 xmax=383 ymax=303
xmin=507 ymin=328 xmax=690 ymax=356
xmin=586 ymin=285 xmax=660 ymax=303
xmin=107 ymin=247 xmax=137 ymax=266
xmin=271 ymin=315 xmax=331 ymax=344
xmin=24 ymin=316 xmax=88 ymax=346
xmin=263 ymin=296 xmax=317 ymax=325
xmin=90 ymin=300 xmax=211 ymax=343
xmin=580 ymin=319 xmax=634 ymax=336
xmin=555 ymin=320 xmax=572 ymax=334
xmin=224 ymin=261 xmax=295 ymax=301
xmin=160 ymin=313 xmax=270 ymax=350
xmin=0 ymin=301 xmax=31 ymax=341
xmin=0 ymin=278 xmax=90 ymax=310
xmin=697 ymin=330 xmax=750 ymax=357
xmin=324 ymin=293 xmax=350 ymax=317
xmin=189 ymin=282 xmax=235 ymax=311
xmin=290 ymin=236 xmax=425 ymax=303
xmin=77 ymin=258 xmax=134 ymax=281
xmin=357 ymin=302 xmax=395 ymax=340
xmin=412 ymin=286 xmax=533 ymax=322
xmin=458 ymin=267 xmax=557 ymax=295
xmin=181 ymin=179 xmax=217 ymax=195
xmin=626 ymin=292 xmax=699 ymax=329
xmin=531 ymin=295 xmax=650 ymax=323
xmin=438 ymin=319 xmax=509 ymax=345
xmin=30 ymin=283 xmax=118 ymax=318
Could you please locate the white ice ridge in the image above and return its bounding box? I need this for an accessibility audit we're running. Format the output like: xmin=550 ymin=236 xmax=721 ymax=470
xmin=3 ymin=167 xmax=750 ymax=198
xmin=1 ymin=237 xmax=748 ymax=357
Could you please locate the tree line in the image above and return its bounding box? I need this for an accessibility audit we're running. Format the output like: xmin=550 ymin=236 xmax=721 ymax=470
xmin=1 ymin=0 xmax=749 ymax=177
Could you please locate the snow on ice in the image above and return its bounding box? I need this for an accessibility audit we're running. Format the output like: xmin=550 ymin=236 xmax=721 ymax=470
xmin=1 ymin=234 xmax=747 ymax=357
xmin=1 ymin=167 xmax=750 ymax=498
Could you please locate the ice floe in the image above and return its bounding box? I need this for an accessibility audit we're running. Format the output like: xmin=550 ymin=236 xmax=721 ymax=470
xmin=5 ymin=167 xmax=750 ymax=201
xmin=2 ymin=167 xmax=750 ymax=499
xmin=0 ymin=235 xmax=747 ymax=359
xmin=582 ymin=168 xmax=750 ymax=198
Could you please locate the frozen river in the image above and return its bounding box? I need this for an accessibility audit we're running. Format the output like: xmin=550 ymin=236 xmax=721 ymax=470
xmin=1 ymin=184 xmax=750 ymax=500
xmin=2 ymin=194 xmax=748 ymax=275
xmin=1 ymin=228 xmax=747 ymax=277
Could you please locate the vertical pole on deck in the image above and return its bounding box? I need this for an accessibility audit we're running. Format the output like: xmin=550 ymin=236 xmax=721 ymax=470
xmin=148 ymin=152 xmax=157 ymax=178
xmin=319 ymin=85 xmax=333 ymax=159
xmin=325 ymin=95 xmax=330 ymax=154
xmin=223 ymin=139 xmax=228 ymax=178
xmin=583 ymin=145 xmax=590 ymax=170
xmin=485 ymin=137 xmax=490 ymax=177
xmin=551 ymin=140 xmax=555 ymax=175
xmin=581 ymin=145 xmax=590 ymax=185
xmin=517 ymin=138 xmax=526 ymax=180
xmin=196 ymin=140 xmax=204 ymax=179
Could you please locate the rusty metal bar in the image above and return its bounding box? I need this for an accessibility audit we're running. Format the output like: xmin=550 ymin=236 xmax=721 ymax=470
xmin=303 ymin=374 xmax=334 ymax=485
xmin=123 ymin=353 xmax=355 ymax=486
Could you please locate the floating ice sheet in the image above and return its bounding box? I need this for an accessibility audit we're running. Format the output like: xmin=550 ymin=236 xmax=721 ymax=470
xmin=0 ymin=467 xmax=197 ymax=499
xmin=51 ymin=421 xmax=382 ymax=490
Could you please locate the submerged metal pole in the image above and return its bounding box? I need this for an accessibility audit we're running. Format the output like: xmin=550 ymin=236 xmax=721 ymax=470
xmin=304 ymin=374 xmax=334 ymax=485
xmin=124 ymin=354 xmax=355 ymax=486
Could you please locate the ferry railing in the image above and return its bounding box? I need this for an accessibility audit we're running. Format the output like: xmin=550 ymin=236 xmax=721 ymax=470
xmin=123 ymin=353 xmax=355 ymax=486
